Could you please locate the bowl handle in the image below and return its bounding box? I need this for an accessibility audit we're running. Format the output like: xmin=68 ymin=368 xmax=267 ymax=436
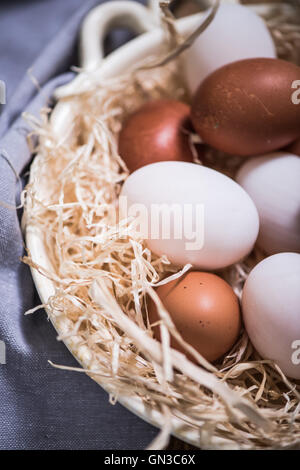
xmin=51 ymin=1 xmax=158 ymax=138
xmin=80 ymin=1 xmax=158 ymax=71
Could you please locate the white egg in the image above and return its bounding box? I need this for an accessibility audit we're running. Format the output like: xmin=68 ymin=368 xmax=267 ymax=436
xmin=242 ymin=253 xmax=300 ymax=379
xmin=183 ymin=3 xmax=276 ymax=94
xmin=120 ymin=161 xmax=259 ymax=270
xmin=236 ymin=152 xmax=300 ymax=255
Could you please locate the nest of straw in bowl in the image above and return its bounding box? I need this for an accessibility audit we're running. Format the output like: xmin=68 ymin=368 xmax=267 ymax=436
xmin=23 ymin=3 xmax=300 ymax=449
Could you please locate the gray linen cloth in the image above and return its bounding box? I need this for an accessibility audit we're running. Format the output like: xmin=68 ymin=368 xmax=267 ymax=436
xmin=0 ymin=0 xmax=157 ymax=449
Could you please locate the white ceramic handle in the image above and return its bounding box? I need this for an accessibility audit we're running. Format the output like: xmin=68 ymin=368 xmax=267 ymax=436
xmin=80 ymin=1 xmax=158 ymax=71
xmin=52 ymin=1 xmax=157 ymax=138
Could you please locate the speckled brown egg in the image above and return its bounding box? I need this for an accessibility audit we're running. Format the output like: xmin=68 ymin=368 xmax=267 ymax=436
xmin=118 ymin=100 xmax=194 ymax=172
xmin=191 ymin=58 xmax=300 ymax=156
xmin=148 ymin=271 xmax=241 ymax=363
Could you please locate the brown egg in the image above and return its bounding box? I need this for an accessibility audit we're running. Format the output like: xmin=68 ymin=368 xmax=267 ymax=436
xmin=118 ymin=99 xmax=194 ymax=172
xmin=148 ymin=271 xmax=241 ymax=363
xmin=286 ymin=138 xmax=300 ymax=157
xmin=191 ymin=58 xmax=300 ymax=156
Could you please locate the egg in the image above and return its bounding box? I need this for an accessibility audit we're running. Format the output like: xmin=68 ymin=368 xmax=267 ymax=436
xmin=287 ymin=137 xmax=300 ymax=157
xmin=118 ymin=100 xmax=194 ymax=172
xmin=183 ymin=3 xmax=276 ymax=94
xmin=191 ymin=58 xmax=300 ymax=156
xmin=120 ymin=161 xmax=259 ymax=269
xmin=148 ymin=271 xmax=241 ymax=362
xmin=236 ymin=152 xmax=300 ymax=254
xmin=242 ymin=253 xmax=300 ymax=379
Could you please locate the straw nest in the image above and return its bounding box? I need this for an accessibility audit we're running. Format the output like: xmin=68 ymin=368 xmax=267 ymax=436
xmin=23 ymin=2 xmax=300 ymax=449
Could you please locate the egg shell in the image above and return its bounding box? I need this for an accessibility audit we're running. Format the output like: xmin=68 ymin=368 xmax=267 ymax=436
xmin=242 ymin=253 xmax=300 ymax=379
xmin=183 ymin=3 xmax=276 ymax=94
xmin=287 ymin=137 xmax=300 ymax=157
xmin=148 ymin=272 xmax=241 ymax=362
xmin=191 ymin=58 xmax=300 ymax=156
xmin=236 ymin=152 xmax=300 ymax=255
xmin=118 ymin=100 xmax=194 ymax=172
xmin=120 ymin=161 xmax=259 ymax=270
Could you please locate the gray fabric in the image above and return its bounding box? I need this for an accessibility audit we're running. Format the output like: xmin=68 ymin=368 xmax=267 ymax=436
xmin=0 ymin=0 xmax=157 ymax=449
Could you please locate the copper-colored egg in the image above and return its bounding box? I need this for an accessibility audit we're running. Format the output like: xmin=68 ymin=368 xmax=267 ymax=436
xmin=287 ymin=138 xmax=300 ymax=157
xmin=118 ymin=100 xmax=194 ymax=172
xmin=191 ymin=58 xmax=300 ymax=156
xmin=148 ymin=271 xmax=241 ymax=363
